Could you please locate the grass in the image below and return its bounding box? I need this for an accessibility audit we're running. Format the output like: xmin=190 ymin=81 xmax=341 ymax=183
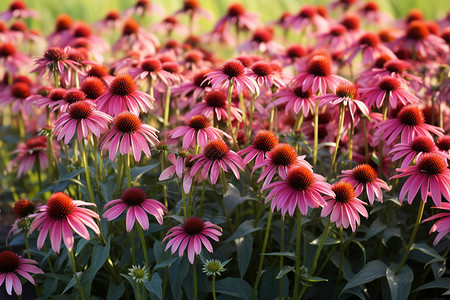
xmin=0 ymin=0 xmax=449 ymax=35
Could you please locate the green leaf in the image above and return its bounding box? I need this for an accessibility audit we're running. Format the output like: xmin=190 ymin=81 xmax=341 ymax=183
xmin=351 ymin=240 xmax=367 ymax=265
xmin=413 ymin=278 xmax=450 ymax=293
xmin=263 ymin=252 xmax=296 ymax=258
xmin=223 ymin=184 xmax=249 ymax=215
xmin=301 ymin=274 xmax=328 ymax=283
xmin=341 ymin=260 xmax=388 ymax=295
xmin=235 ymin=234 xmax=252 ymax=278
xmin=62 ymin=271 xmax=82 ymax=294
xmin=87 ymin=240 xmax=111 ymax=282
xmin=412 ymin=243 xmax=446 ymax=264
xmin=168 ymin=258 xmax=189 ymax=300
xmin=276 ymin=266 xmax=295 ymax=279
xmin=310 ymin=234 xmax=340 ymax=246
xmin=107 ymin=282 xmax=125 ymax=300
xmin=225 ymin=220 xmax=261 ymax=242
xmin=362 ymin=219 xmax=387 ymax=241
xmin=130 ymin=163 xmax=159 ymax=181
xmin=154 ymin=257 xmax=179 ymax=271
xmin=382 ymin=228 xmax=401 ymax=246
xmin=386 ymin=266 xmax=413 ymax=300
xmin=215 ymin=278 xmax=252 ymax=299
xmin=145 ymin=273 xmax=163 ymax=299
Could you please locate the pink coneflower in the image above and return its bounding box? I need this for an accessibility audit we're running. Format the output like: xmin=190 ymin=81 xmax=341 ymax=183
xmin=6 ymin=199 xmax=36 ymax=242
xmin=213 ymin=2 xmax=260 ymax=34
xmin=94 ymin=10 xmax=121 ymax=33
xmin=159 ymin=152 xmax=199 ymax=194
xmin=390 ymin=136 xmax=442 ymax=169
xmin=52 ymin=88 xmax=90 ymax=112
xmin=292 ymin=54 xmax=348 ymax=94
xmin=239 ymin=130 xmax=279 ymax=165
xmin=99 ymin=111 xmax=159 ymax=162
xmin=358 ymin=1 xmax=392 ymax=24
xmin=239 ymin=28 xmax=284 ymax=56
xmin=170 ymin=115 xmax=230 ymax=150
xmin=171 ymin=70 xmax=212 ymax=101
xmin=391 ymin=20 xmax=448 ymax=60
xmin=263 ymin=165 xmax=334 ymax=216
xmin=391 ymin=153 xmax=450 ymax=206
xmin=163 ymin=216 xmax=222 ymax=264
xmin=0 ymin=250 xmax=43 ymax=296
xmin=31 ymin=46 xmax=83 ymax=80
xmin=66 ymin=22 xmax=109 ymax=54
xmin=113 ymin=18 xmax=160 ymax=54
xmin=54 ymin=101 xmax=112 ymax=144
xmin=286 ymin=5 xmax=329 ymax=34
xmin=127 ymin=57 xmax=174 ymax=86
xmin=271 ymin=86 xmax=314 ymax=117
xmin=0 ymin=81 xmax=31 ymax=115
xmin=187 ymin=90 xmax=242 ymax=122
xmin=373 ymin=105 xmax=444 ymax=145
xmin=422 ymin=203 xmax=450 ymax=245
xmin=339 ymin=164 xmax=390 ymax=204
xmin=321 ymin=181 xmax=368 ymax=231
xmin=174 ymin=0 xmax=212 ymax=21
xmin=7 ymin=136 xmax=54 ymax=178
xmin=103 ymin=187 xmax=167 ymax=232
xmin=0 ymin=0 xmax=39 ymax=21
xmin=47 ymin=13 xmax=73 ymax=47
xmin=436 ymin=136 xmax=450 ymax=156
xmin=0 ymin=42 xmax=30 ymax=75
xmin=317 ymin=83 xmax=369 ymax=121
xmin=345 ymin=32 xmax=396 ymax=65
xmin=282 ymin=44 xmax=306 ymax=65
xmin=96 ymin=73 xmax=154 ymax=117
xmin=124 ymin=0 xmax=165 ymax=18
xmin=359 ymin=76 xmax=419 ymax=109
xmin=82 ymin=65 xmax=114 ymax=85
xmin=32 ymin=87 xmax=65 ymax=111
xmin=247 ymin=61 xmax=285 ymax=90
xmin=203 ymin=59 xmax=259 ymax=95
xmin=81 ymin=76 xmax=106 ymax=100
xmin=152 ymin=16 xmax=188 ymax=37
xmin=190 ymin=139 xmax=244 ymax=184
xmin=28 ymin=192 xmax=100 ymax=253
xmin=314 ymin=24 xmax=352 ymax=53
xmin=254 ymin=143 xmax=312 ymax=187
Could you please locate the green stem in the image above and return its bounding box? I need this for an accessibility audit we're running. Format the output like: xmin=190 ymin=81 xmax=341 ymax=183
xmin=212 ymin=275 xmax=217 ymax=300
xmin=43 ymin=244 xmax=54 ymax=273
xmin=294 ymin=114 xmax=304 ymax=132
xmin=247 ymin=93 xmax=257 ymax=141
xmin=226 ymin=82 xmax=239 ymax=150
xmin=279 ymin=215 xmax=285 ymax=300
xmin=69 ymin=249 xmax=85 ymax=300
xmin=327 ymin=103 xmax=345 ymax=180
xmin=136 ymin=280 xmax=141 ymax=300
xmin=313 ymin=100 xmax=319 ymax=168
xmin=17 ymin=112 xmax=25 ymax=141
xmin=379 ymin=99 xmax=389 ymax=178
xmin=163 ymin=85 xmax=171 ymax=134
xmin=293 ymin=211 xmax=303 ymax=300
xmin=161 ymin=153 xmax=168 ymax=208
xmin=362 ymin=118 xmax=369 ymax=163
xmin=193 ymin=258 xmax=198 ymax=300
xmin=395 ymin=200 xmax=425 ymax=274
xmin=239 ymin=92 xmax=248 ymax=139
xmin=130 ymin=226 xmax=136 ymax=265
xmin=92 ymin=137 xmax=101 ymax=191
xmin=24 ymin=232 xmax=31 ymax=259
xmin=136 ymin=224 xmax=149 ymax=269
xmin=198 ymin=180 xmax=207 ymax=217
xmin=148 ymin=77 xmax=154 ymax=98
xmin=348 ymin=116 xmax=354 ymax=163
xmin=81 ymin=141 xmax=95 ymax=204
xmin=253 ymin=210 xmax=273 ymax=299
xmin=126 ymin=153 xmax=132 ymax=188
xmin=181 ymin=188 xmax=188 ymax=219
xmin=333 ymin=226 xmax=344 ymax=300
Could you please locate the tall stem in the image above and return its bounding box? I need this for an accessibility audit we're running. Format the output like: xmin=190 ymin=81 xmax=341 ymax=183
xmin=130 ymin=226 xmax=136 ymax=265
xmin=247 ymin=93 xmax=257 ymax=141
xmin=69 ymin=249 xmax=85 ymax=300
xmin=136 ymin=224 xmax=149 ymax=269
xmin=160 ymin=152 xmax=168 ymax=208
xmin=348 ymin=116 xmax=354 ymax=163
xmin=327 ymin=103 xmax=345 ymax=180
xmin=333 ymin=226 xmax=344 ymax=300
xmin=253 ymin=210 xmax=273 ymax=299
xmin=126 ymin=153 xmax=132 ymax=188
xmin=81 ymin=141 xmax=95 ymax=204
xmin=24 ymin=232 xmax=31 ymax=259
xmin=212 ymin=275 xmax=217 ymax=300
xmin=193 ymin=258 xmax=198 ymax=300
xmin=279 ymin=215 xmax=285 ymax=300
xmin=313 ymin=100 xmax=319 ymax=168
xmin=378 ymin=99 xmax=389 ymax=178
xmin=226 ymin=82 xmax=239 ymax=150
xmin=362 ymin=118 xmax=369 ymax=163
xmin=395 ymin=200 xmax=425 ymax=274
xmin=293 ymin=211 xmax=303 ymax=300
xmin=163 ymin=85 xmax=171 ymax=134
xmin=198 ymin=181 xmax=207 ymax=217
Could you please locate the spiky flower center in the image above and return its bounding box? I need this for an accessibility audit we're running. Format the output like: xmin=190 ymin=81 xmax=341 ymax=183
xmin=68 ymin=48 xmax=88 ymax=62
xmin=287 ymin=166 xmax=315 ymax=190
xmin=26 ymin=136 xmax=47 ymax=151
xmin=13 ymin=199 xmax=34 ymax=218
xmin=378 ymin=76 xmax=400 ymax=92
xmin=269 ymin=143 xmax=297 ymax=167
xmin=185 ymin=154 xmax=195 ymax=169
xmin=293 ymin=86 xmax=312 ymax=98
xmin=183 ymin=216 xmax=205 ymax=235
xmin=10 ymin=20 xmax=26 ymax=32
xmin=64 ymin=89 xmax=86 ymax=104
xmin=235 ymin=55 xmax=253 ymax=67
xmin=374 ymin=55 xmax=392 ymax=68
xmin=81 ymin=76 xmax=106 ymax=99
xmin=332 ymin=181 xmax=356 ymax=203
xmin=204 ymin=91 xmax=227 ymax=108
xmin=46 ymin=192 xmax=74 ymax=219
xmin=436 ymin=136 xmax=450 ymax=152
xmin=341 ymin=15 xmax=360 ymax=30
xmin=406 ymin=20 xmax=429 ymax=40
xmin=188 ymin=115 xmax=210 ymax=130
xmin=406 ymin=8 xmax=424 ymax=23
xmin=330 ymin=24 xmax=346 ymax=36
xmin=87 ymin=65 xmax=109 ymax=78
xmin=252 ymin=28 xmax=273 ymax=43
xmin=114 ymin=112 xmax=141 ymax=133
xmin=203 ymin=139 xmax=229 ymax=160
xmin=0 ymin=42 xmax=16 ymax=57
xmin=252 ymin=130 xmax=279 ymax=152
xmin=123 ymin=19 xmax=139 ymax=35
xmin=417 ymin=153 xmax=447 ymax=175
xmin=335 ymin=83 xmax=356 ymax=99
xmin=37 ymin=86 xmax=52 ymax=97
xmin=193 ymin=71 xmax=210 ymax=88
xmin=106 ymin=10 xmax=120 ymax=21
xmin=185 ymin=51 xmax=202 ymax=64
xmin=73 ymin=23 xmax=92 ymax=38
xmin=222 ymin=59 xmax=245 ymax=78
xmin=352 ymin=164 xmax=377 ymax=184
xmin=362 ymin=2 xmax=378 ymax=12
xmin=162 ymin=62 xmax=179 ymax=74
xmin=227 ymin=3 xmax=245 ymax=17
xmin=68 ymin=101 xmax=93 ymax=120
xmin=184 ymin=0 xmax=200 ymax=11
xmin=398 ymin=106 xmax=424 ymax=126
xmin=298 ymin=6 xmax=316 ymax=18
xmin=410 ymin=137 xmax=435 ymax=153
xmin=49 ymin=88 xmax=66 ymax=102
xmin=384 ymin=60 xmax=409 ymax=73
xmin=121 ymin=187 xmax=147 ymax=206
xmin=306 ymin=55 xmax=332 ymax=77
xmin=359 ymin=32 xmax=380 ymax=47
xmin=110 ymin=74 xmax=137 ymax=96
xmin=9 ymin=1 xmax=26 ymax=10
xmin=286 ymin=45 xmax=305 ymax=59
xmin=44 ymin=47 xmax=66 ymax=61
xmin=11 ymin=82 xmax=30 ymax=99
xmin=55 ymin=14 xmax=73 ymax=32
xmin=140 ymin=58 xmax=161 ymax=72
xmin=251 ymin=61 xmax=272 ymax=77
xmin=0 ymin=251 xmax=20 ymax=273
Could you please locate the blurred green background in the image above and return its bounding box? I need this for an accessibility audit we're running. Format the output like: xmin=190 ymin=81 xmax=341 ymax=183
xmin=1 ymin=0 xmax=449 ymax=35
